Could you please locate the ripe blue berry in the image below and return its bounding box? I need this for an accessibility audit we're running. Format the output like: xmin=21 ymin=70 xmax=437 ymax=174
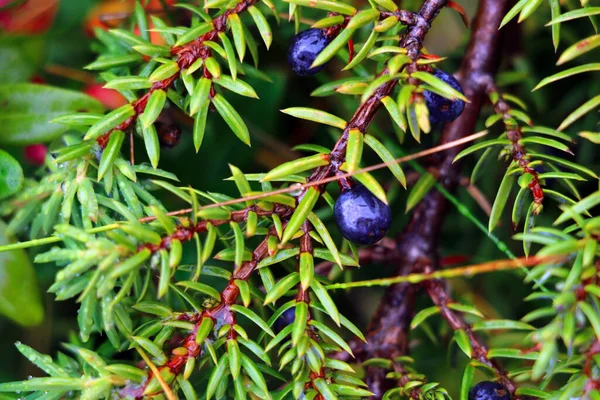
xmin=469 ymin=381 xmax=510 ymax=400
xmin=423 ymin=69 xmax=465 ymax=126
xmin=274 ymin=308 xmax=295 ymax=333
xmin=334 ymin=183 xmax=392 ymax=245
xmin=287 ymin=28 xmax=331 ymax=76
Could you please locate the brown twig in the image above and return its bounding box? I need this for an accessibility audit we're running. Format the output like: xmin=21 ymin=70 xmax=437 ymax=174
xmin=423 ymin=277 xmax=517 ymax=394
xmin=485 ymin=81 xmax=547 ymax=218
xmin=352 ymin=0 xmax=515 ymax=397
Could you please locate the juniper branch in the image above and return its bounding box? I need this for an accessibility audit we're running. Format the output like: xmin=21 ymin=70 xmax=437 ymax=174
xmin=423 ymin=277 xmax=520 ymax=395
xmin=485 ymin=80 xmax=546 ymax=213
xmin=350 ymin=0 xmax=513 ymax=396
xmin=96 ymin=0 xmax=260 ymax=148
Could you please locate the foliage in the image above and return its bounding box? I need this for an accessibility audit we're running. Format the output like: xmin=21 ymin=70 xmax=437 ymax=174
xmin=0 ymin=0 xmax=599 ymax=399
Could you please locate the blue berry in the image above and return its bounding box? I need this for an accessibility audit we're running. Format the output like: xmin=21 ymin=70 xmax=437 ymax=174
xmin=469 ymin=381 xmax=510 ymax=400
xmin=274 ymin=308 xmax=295 ymax=333
xmin=287 ymin=28 xmax=331 ymax=76
xmin=423 ymin=69 xmax=465 ymax=126
xmin=334 ymin=183 xmax=392 ymax=245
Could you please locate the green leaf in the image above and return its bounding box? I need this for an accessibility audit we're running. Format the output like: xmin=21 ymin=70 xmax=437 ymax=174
xmin=309 ymin=319 xmax=353 ymax=356
xmin=262 ymin=154 xmax=329 ymax=182
xmin=109 ymin=248 xmax=152 ymax=279
xmin=411 ymin=306 xmax=440 ymax=330
xmin=313 ymin=15 xmax=346 ymax=28
xmin=533 ymin=63 xmax=600 ymax=91
xmin=132 ymin=336 xmax=168 ymax=364
xmin=229 ymin=13 xmax=246 ymax=61
xmin=0 ymin=219 xmax=43 ymax=327
xmin=454 ymin=139 xmax=510 ymax=162
xmin=285 ymin=0 xmax=356 ymax=15
xmin=499 ymin=0 xmax=529 ymax=28
xmin=98 ymin=130 xmax=125 ymax=181
xmin=264 ymin=273 xmax=299 ymax=305
xmin=557 ymin=34 xmax=600 ymax=65
xmin=454 ymin=329 xmax=472 ymax=358
xmin=214 ymin=75 xmax=258 ymax=98
xmin=227 ymin=340 xmax=242 ymax=379
xmin=531 ymin=152 xmax=598 ymax=179
xmin=281 ymin=107 xmax=347 ymax=129
xmin=177 ymin=280 xmax=221 ymax=301
xmin=381 ymin=96 xmax=407 ymax=132
xmin=240 ymin=354 xmax=270 ymax=395
xmin=0 ymin=84 xmax=103 ymax=145
xmin=472 ymin=320 xmax=534 ymax=331
xmin=555 ymin=191 xmax=600 ymax=224
xmin=412 ymin=71 xmax=468 ymax=102
xmin=175 ymin=22 xmax=214 ymax=46
xmin=140 ymin=89 xmax=167 ymax=128
xmin=149 ymin=62 xmax=179 ymax=82
xmin=310 ymin=280 xmax=340 ymax=326
xmin=258 ymin=248 xmax=300 ymax=268
xmin=351 ymin=169 xmax=388 ymax=204
xmin=0 ymin=150 xmax=23 ymax=200
xmin=292 ymin=301 xmax=308 ymax=346
xmin=281 ymin=187 xmax=320 ymax=245
xmin=346 ymin=8 xmax=380 ymax=30
xmin=406 ymin=173 xmax=435 ymax=212
xmin=85 ymin=54 xmax=142 ymax=70
xmin=364 ymin=134 xmax=406 ymax=188
xmin=142 ymin=124 xmax=160 ymax=169
xmin=311 ymin=27 xmax=356 ymax=69
xmin=489 ymin=170 xmax=515 ymax=232
xmin=343 ymin=30 xmax=378 ymax=71
xmin=231 ymin=304 xmax=275 ymax=337
xmin=307 ymin=213 xmax=342 ymax=268
xmin=521 ymin=126 xmax=573 ymax=142
xmin=212 ymin=93 xmax=251 ymax=146
xmin=207 ymin=354 xmax=229 ymax=400
xmin=558 ymin=94 xmax=600 ymax=131
xmin=549 ymin=0 xmax=561 ymax=51
xmin=248 ymin=6 xmax=272 ymax=49
xmin=193 ymin=94 xmax=210 ymax=152
xmin=0 ymin=377 xmax=85 ymax=392
xmin=518 ymin=0 xmax=543 ymax=22
xmin=519 ymin=136 xmax=573 ymax=153
xmin=345 ymin=129 xmax=363 ymax=173
xmin=299 ymin=252 xmax=314 ymax=290
xmin=460 ymin=363 xmax=475 ymax=400
xmin=85 ymin=104 xmax=135 ymax=140
xmin=547 ymin=6 xmax=600 ymax=24
xmin=218 ymin=33 xmax=238 ymax=80
xmin=190 ymin=77 xmax=212 ymax=116
xmin=580 ymin=302 xmax=600 ymax=341
xmin=104 ymin=76 xmax=151 ymax=90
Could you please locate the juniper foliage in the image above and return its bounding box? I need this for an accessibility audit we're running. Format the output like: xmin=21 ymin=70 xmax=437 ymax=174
xmin=0 ymin=0 xmax=599 ymax=399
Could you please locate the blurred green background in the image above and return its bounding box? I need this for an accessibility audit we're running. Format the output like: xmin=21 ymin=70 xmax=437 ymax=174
xmin=1 ymin=0 xmax=599 ymax=395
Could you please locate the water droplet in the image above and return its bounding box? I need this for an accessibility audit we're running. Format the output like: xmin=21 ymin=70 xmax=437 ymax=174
xmin=289 ymin=183 xmax=303 ymax=197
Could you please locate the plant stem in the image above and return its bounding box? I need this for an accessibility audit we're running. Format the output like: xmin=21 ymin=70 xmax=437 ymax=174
xmin=354 ymin=0 xmax=514 ymax=396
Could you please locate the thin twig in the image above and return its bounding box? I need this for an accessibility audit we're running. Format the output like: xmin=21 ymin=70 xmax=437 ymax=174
xmin=0 ymin=131 xmax=485 ymax=253
xmin=326 ymin=255 xmax=564 ymax=289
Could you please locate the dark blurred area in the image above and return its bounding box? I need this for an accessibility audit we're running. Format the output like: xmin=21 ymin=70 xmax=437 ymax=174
xmin=0 ymin=0 xmax=598 ymax=395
